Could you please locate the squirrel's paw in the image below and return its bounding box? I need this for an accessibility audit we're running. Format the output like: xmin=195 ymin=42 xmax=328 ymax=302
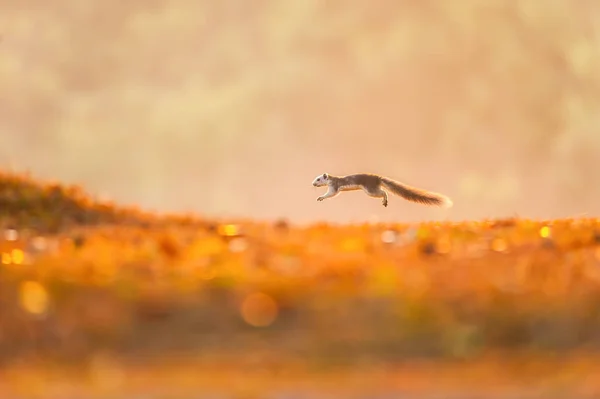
xmin=317 ymin=197 xmax=324 ymax=201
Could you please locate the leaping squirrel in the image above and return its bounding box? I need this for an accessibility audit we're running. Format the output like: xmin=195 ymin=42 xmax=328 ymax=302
xmin=312 ymin=173 xmax=453 ymax=208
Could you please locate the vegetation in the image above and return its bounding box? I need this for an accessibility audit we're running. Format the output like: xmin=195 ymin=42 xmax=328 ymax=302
xmin=2 ymin=171 xmax=600 ymax=397
xmin=0 ymin=170 xmax=208 ymax=233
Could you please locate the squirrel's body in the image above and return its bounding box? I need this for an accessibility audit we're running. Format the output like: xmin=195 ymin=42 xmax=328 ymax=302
xmin=312 ymin=173 xmax=452 ymax=208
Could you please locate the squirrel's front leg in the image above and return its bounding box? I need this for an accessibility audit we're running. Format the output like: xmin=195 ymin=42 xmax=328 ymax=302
xmin=317 ymin=186 xmax=339 ymax=202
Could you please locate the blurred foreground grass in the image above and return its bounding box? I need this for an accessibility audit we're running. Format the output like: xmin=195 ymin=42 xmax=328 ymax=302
xmin=2 ymin=171 xmax=600 ymax=398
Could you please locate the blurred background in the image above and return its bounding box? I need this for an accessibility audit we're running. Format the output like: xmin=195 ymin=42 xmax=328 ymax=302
xmin=1 ymin=0 xmax=600 ymax=224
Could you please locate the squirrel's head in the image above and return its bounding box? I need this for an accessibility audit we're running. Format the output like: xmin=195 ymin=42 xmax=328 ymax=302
xmin=312 ymin=173 xmax=330 ymax=187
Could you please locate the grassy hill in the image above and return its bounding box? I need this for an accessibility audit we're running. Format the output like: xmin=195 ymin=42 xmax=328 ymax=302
xmin=0 ymin=170 xmax=206 ymax=233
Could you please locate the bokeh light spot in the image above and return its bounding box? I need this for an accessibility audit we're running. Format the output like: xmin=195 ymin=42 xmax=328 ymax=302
xmin=1 ymin=252 xmax=10 ymax=265
xmin=380 ymin=230 xmax=397 ymax=244
xmin=218 ymin=224 xmax=239 ymax=237
xmin=491 ymin=238 xmax=507 ymax=252
xmin=19 ymin=281 xmax=49 ymax=315
xmin=539 ymin=226 xmax=551 ymax=238
xmin=31 ymin=236 xmax=48 ymax=252
xmin=11 ymin=249 xmax=25 ymax=264
xmin=241 ymin=292 xmax=278 ymax=327
xmin=4 ymin=229 xmax=18 ymax=241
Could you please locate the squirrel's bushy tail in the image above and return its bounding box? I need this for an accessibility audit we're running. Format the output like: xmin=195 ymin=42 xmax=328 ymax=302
xmin=381 ymin=177 xmax=453 ymax=208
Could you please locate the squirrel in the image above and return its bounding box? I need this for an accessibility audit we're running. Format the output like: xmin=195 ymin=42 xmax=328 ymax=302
xmin=312 ymin=173 xmax=453 ymax=208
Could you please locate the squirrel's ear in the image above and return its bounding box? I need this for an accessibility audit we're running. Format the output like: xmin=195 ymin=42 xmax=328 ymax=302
xmin=323 ymin=173 xmax=327 ymax=178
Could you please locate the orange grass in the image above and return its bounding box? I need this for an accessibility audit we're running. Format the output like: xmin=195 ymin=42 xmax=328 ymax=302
xmin=2 ymin=171 xmax=600 ymax=397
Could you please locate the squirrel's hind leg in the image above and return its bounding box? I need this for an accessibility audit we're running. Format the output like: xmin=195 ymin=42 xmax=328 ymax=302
xmin=362 ymin=186 xmax=388 ymax=207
